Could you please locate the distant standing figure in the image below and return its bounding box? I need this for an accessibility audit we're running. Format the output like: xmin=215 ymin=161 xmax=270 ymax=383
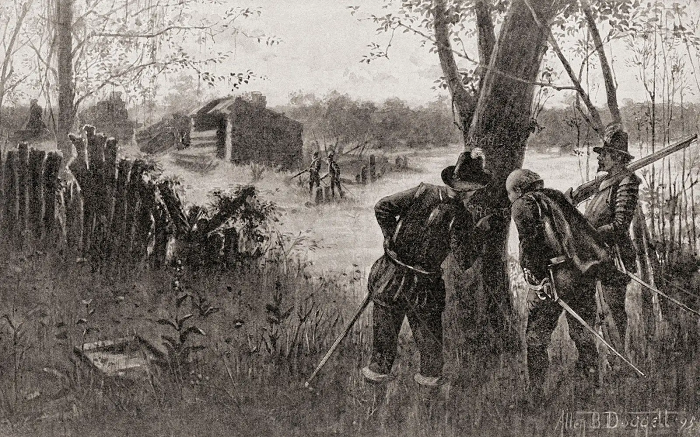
xmin=24 ymin=99 xmax=46 ymax=137
xmin=308 ymin=151 xmax=322 ymax=195
xmin=327 ymin=151 xmax=342 ymax=198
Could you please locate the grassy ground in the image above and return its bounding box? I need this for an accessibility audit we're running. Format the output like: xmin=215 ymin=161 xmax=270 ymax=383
xmin=2 ymin=144 xmax=700 ymax=436
xmin=2 ymin=248 xmax=699 ymax=437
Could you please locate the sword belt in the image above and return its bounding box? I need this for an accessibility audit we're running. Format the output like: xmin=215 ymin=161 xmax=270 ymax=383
xmin=384 ymin=248 xmax=441 ymax=276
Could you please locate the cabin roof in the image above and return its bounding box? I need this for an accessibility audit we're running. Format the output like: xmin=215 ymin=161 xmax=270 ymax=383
xmin=189 ymin=96 xmax=301 ymax=129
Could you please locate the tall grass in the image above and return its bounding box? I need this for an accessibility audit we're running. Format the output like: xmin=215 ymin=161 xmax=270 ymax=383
xmin=2 ymin=199 xmax=700 ymax=437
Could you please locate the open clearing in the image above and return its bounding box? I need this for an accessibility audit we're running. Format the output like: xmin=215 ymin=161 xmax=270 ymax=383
xmin=154 ymin=144 xmax=612 ymax=274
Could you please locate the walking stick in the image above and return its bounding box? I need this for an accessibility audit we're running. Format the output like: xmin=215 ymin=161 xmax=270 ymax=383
xmin=305 ymin=293 xmax=372 ymax=388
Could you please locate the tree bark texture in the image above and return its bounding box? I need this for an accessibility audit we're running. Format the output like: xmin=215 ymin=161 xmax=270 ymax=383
xmin=450 ymin=0 xmax=564 ymax=356
xmin=474 ymin=0 xmax=495 ymax=85
xmin=468 ymin=0 xmax=561 ymax=177
xmin=433 ymin=0 xmax=476 ymax=132
xmin=56 ymin=0 xmax=75 ymax=161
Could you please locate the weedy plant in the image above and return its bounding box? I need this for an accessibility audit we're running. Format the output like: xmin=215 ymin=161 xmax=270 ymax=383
xmin=156 ymin=264 xmax=220 ymax=384
xmin=249 ymin=162 xmax=266 ymax=182
xmin=262 ymin=280 xmax=292 ymax=357
xmin=156 ymin=294 xmax=206 ymax=383
xmin=0 ymin=312 xmax=33 ymax=415
xmin=76 ymin=298 xmax=98 ymax=350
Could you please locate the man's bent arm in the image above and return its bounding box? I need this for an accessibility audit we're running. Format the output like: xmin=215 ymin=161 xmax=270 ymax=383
xmin=374 ymin=185 xmax=422 ymax=240
xmin=512 ymin=195 xmax=547 ymax=279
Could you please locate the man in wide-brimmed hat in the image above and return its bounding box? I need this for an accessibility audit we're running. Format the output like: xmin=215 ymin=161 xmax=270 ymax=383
xmin=361 ymin=150 xmax=498 ymax=387
xmin=583 ymin=123 xmax=641 ymax=351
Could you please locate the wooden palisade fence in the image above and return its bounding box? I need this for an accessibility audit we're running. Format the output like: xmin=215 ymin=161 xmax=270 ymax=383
xmin=2 ymin=143 xmax=63 ymax=249
xmin=0 ymin=125 xmax=187 ymax=274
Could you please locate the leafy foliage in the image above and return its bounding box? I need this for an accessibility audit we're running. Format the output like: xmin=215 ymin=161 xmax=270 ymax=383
xmin=2 ymin=0 xmax=279 ymax=139
xmin=175 ymin=185 xmax=279 ymax=269
xmin=156 ymin=284 xmax=208 ymax=380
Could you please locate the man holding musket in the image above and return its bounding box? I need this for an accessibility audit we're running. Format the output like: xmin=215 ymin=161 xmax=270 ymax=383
xmin=583 ymin=123 xmax=640 ymax=349
xmin=362 ymin=150 xmax=497 ymax=387
xmin=327 ymin=151 xmax=342 ymax=198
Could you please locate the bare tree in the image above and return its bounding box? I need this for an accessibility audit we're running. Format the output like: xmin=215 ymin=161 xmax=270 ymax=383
xmin=0 ymin=0 xmax=35 ymax=126
xmin=30 ymin=0 xmax=275 ymax=161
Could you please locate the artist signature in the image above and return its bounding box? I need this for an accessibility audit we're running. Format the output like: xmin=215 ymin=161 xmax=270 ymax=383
xmin=555 ymin=410 xmax=700 ymax=435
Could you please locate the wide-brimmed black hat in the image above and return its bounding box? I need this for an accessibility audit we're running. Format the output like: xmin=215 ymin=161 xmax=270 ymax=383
xmin=441 ymin=150 xmax=491 ymax=191
xmin=593 ymin=123 xmax=634 ymax=160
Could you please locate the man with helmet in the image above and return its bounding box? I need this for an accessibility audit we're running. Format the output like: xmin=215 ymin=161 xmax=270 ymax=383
xmin=507 ymin=168 xmax=613 ymax=407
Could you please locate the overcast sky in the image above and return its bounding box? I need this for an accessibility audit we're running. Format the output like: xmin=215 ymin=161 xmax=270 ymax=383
xmin=218 ymin=0 xmax=445 ymax=107
xmin=192 ymin=0 xmax=700 ymax=108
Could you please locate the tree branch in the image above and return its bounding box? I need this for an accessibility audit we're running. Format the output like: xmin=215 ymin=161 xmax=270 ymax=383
xmin=479 ymin=65 xmax=579 ymax=91
xmin=3 ymin=72 xmax=31 ymax=93
xmin=28 ymin=40 xmax=58 ymax=79
xmin=433 ymin=0 xmax=477 ymax=131
xmin=93 ymin=25 xmax=215 ymax=39
xmin=580 ymin=0 xmax=621 ymax=124
xmin=393 ymin=20 xmax=478 ymax=63
xmin=0 ymin=0 xmax=33 ymax=104
xmin=522 ymin=0 xmax=603 ymax=135
xmin=474 ymin=0 xmax=495 ymax=83
xmin=74 ymin=60 xmax=160 ymax=108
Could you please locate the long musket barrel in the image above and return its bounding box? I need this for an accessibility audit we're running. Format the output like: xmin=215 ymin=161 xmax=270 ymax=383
xmin=570 ymin=134 xmax=698 ymax=205
xmin=291 ymin=168 xmax=309 ymax=178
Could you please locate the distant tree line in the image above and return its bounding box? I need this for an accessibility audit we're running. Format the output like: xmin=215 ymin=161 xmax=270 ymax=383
xmin=275 ymin=91 xmax=463 ymax=151
xmin=528 ymin=100 xmax=700 ymax=153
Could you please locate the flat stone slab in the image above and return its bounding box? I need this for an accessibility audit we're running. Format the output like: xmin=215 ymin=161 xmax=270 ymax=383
xmin=74 ymin=336 xmax=164 ymax=378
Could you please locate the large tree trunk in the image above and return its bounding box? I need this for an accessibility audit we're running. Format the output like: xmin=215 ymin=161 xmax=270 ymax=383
xmin=56 ymin=0 xmax=75 ymax=161
xmin=447 ymin=0 xmax=563 ymax=357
